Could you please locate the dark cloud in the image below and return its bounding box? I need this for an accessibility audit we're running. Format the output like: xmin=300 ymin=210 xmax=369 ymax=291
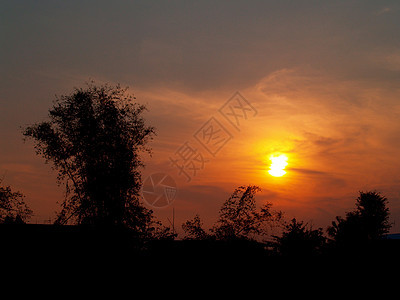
xmin=3 ymin=1 xmax=400 ymax=93
xmin=288 ymin=168 xmax=327 ymax=176
xmin=303 ymin=132 xmax=341 ymax=148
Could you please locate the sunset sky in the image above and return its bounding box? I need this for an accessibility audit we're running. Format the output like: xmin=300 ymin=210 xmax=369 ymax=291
xmin=2 ymin=1 xmax=400 ymax=234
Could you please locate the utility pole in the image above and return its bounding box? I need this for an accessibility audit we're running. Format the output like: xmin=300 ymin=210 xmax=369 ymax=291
xmin=167 ymin=206 xmax=175 ymax=237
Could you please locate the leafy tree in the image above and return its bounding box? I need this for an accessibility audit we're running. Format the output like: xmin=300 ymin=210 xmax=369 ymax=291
xmin=327 ymin=191 xmax=391 ymax=243
xmin=211 ymin=185 xmax=282 ymax=240
xmin=273 ymin=218 xmax=326 ymax=256
xmin=182 ymin=214 xmax=211 ymax=240
xmin=0 ymin=182 xmax=32 ymax=224
xmin=23 ymin=82 xmax=155 ymax=231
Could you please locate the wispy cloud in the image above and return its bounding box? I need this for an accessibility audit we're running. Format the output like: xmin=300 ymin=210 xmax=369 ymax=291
xmin=376 ymin=7 xmax=392 ymax=15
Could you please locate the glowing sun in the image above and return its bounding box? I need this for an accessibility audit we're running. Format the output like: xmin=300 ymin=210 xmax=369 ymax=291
xmin=268 ymin=154 xmax=288 ymax=177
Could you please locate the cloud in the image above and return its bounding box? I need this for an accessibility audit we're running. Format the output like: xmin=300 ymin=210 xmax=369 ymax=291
xmin=378 ymin=53 xmax=400 ymax=71
xmin=376 ymin=7 xmax=392 ymax=15
xmin=302 ymin=132 xmax=340 ymax=147
xmin=288 ymin=168 xmax=327 ymax=176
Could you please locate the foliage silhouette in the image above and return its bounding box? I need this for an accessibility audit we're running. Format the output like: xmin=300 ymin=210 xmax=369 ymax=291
xmin=327 ymin=191 xmax=391 ymax=244
xmin=182 ymin=214 xmax=212 ymax=240
xmin=273 ymin=218 xmax=326 ymax=256
xmin=0 ymin=182 xmax=32 ymax=224
xmin=181 ymin=185 xmax=283 ymax=241
xmin=23 ymin=82 xmax=155 ymax=233
xmin=211 ymin=185 xmax=283 ymax=240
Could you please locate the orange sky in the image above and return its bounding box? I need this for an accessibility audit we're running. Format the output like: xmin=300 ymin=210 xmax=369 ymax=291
xmin=138 ymin=70 xmax=400 ymax=233
xmin=2 ymin=1 xmax=400 ymax=235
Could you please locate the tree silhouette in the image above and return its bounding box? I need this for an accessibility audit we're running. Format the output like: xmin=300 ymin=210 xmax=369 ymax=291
xmin=211 ymin=185 xmax=283 ymax=240
xmin=273 ymin=218 xmax=326 ymax=256
xmin=23 ymin=82 xmax=155 ymax=232
xmin=0 ymin=182 xmax=32 ymax=224
xmin=327 ymin=191 xmax=391 ymax=244
xmin=182 ymin=214 xmax=211 ymax=240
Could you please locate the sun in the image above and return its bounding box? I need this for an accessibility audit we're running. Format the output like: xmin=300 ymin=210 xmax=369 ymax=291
xmin=268 ymin=154 xmax=288 ymax=177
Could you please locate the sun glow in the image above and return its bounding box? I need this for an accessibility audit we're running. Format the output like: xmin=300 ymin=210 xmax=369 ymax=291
xmin=268 ymin=154 xmax=288 ymax=177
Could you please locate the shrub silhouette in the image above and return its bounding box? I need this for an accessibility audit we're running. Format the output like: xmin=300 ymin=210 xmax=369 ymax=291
xmin=273 ymin=218 xmax=326 ymax=256
xmin=0 ymin=182 xmax=32 ymax=224
xmin=181 ymin=185 xmax=282 ymax=241
xmin=182 ymin=214 xmax=212 ymax=240
xmin=327 ymin=191 xmax=391 ymax=244
xmin=211 ymin=185 xmax=283 ymax=240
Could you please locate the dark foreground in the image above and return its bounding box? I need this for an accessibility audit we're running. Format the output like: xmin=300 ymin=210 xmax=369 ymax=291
xmin=1 ymin=224 xmax=399 ymax=274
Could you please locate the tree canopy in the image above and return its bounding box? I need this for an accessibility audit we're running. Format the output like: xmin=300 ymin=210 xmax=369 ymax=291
xmin=211 ymin=185 xmax=283 ymax=240
xmin=182 ymin=214 xmax=211 ymax=240
xmin=0 ymin=182 xmax=32 ymax=224
xmin=273 ymin=218 xmax=326 ymax=256
xmin=23 ymin=82 xmax=155 ymax=231
xmin=327 ymin=191 xmax=391 ymax=243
